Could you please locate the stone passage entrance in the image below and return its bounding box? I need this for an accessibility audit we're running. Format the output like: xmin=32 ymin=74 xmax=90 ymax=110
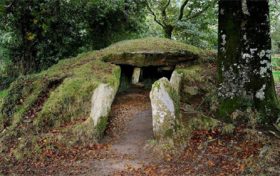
xmin=92 ymin=87 xmax=154 ymax=175
xmin=119 ymin=64 xmax=174 ymax=90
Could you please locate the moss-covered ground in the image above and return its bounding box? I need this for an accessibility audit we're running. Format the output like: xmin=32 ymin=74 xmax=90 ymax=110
xmin=0 ymin=89 xmax=8 ymax=101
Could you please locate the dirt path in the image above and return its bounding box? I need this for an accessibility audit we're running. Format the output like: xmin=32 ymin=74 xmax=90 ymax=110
xmin=78 ymin=87 xmax=156 ymax=175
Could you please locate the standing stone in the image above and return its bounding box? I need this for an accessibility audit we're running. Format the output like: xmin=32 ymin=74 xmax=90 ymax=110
xmin=132 ymin=67 xmax=141 ymax=84
xmin=170 ymin=70 xmax=183 ymax=94
xmin=90 ymin=84 xmax=117 ymax=130
xmin=150 ymin=78 xmax=180 ymax=139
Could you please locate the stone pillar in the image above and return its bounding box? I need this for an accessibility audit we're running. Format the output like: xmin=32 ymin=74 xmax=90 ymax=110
xmin=150 ymin=78 xmax=180 ymax=140
xmin=170 ymin=70 xmax=183 ymax=94
xmin=132 ymin=67 xmax=141 ymax=84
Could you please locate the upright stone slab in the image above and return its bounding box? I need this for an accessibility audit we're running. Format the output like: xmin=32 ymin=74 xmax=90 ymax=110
xmin=90 ymin=84 xmax=117 ymax=133
xmin=170 ymin=70 xmax=183 ymax=94
xmin=132 ymin=67 xmax=141 ymax=84
xmin=150 ymin=78 xmax=180 ymax=139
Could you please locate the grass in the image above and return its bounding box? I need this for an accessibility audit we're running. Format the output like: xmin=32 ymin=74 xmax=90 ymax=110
xmin=0 ymin=50 xmax=121 ymax=160
xmin=100 ymin=37 xmax=202 ymax=54
xmin=0 ymin=89 xmax=8 ymax=105
xmin=97 ymin=37 xmax=214 ymax=60
xmin=272 ymin=55 xmax=280 ymax=83
xmin=0 ymin=89 xmax=8 ymax=98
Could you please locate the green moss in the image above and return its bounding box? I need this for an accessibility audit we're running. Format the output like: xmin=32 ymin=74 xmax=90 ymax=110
xmin=273 ymin=71 xmax=280 ymax=83
xmin=152 ymin=78 xmax=181 ymax=140
xmin=189 ymin=115 xmax=220 ymax=131
xmin=0 ymin=89 xmax=8 ymax=99
xmin=176 ymin=65 xmax=204 ymax=82
xmin=222 ymin=124 xmax=235 ymax=134
xmin=217 ymin=97 xmax=250 ymax=122
xmin=168 ymin=86 xmax=181 ymax=118
xmin=0 ymin=48 xmax=121 ymax=158
xmin=99 ymin=37 xmax=203 ymax=55
xmin=100 ymin=37 xmax=214 ymax=67
xmin=95 ymin=116 xmax=108 ymax=138
xmin=64 ymin=118 xmax=97 ymax=145
xmin=176 ymin=64 xmax=216 ymax=104
xmin=0 ymin=90 xmax=8 ymax=123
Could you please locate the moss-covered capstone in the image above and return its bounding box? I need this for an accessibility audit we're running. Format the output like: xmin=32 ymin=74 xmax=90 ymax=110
xmin=102 ymin=37 xmax=210 ymax=67
xmin=150 ymin=77 xmax=180 ymax=140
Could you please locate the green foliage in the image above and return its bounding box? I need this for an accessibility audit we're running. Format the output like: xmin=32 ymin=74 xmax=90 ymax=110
xmin=95 ymin=116 xmax=109 ymax=138
xmin=0 ymin=89 xmax=8 ymax=107
xmin=0 ymin=90 xmax=8 ymax=98
xmin=270 ymin=1 xmax=280 ymax=54
xmin=85 ymin=0 xmax=146 ymax=49
xmin=145 ymin=0 xmax=218 ymax=49
xmin=0 ymin=0 xmax=145 ymax=75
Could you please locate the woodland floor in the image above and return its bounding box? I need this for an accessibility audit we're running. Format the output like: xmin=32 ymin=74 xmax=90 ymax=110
xmin=1 ymin=87 xmax=280 ymax=175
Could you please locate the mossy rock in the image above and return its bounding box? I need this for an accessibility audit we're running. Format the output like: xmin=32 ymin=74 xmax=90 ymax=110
xmin=102 ymin=37 xmax=213 ymax=67
xmin=150 ymin=77 xmax=181 ymax=140
xmin=176 ymin=64 xmax=217 ymax=104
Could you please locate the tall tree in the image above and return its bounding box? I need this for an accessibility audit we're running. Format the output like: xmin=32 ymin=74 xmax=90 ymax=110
xmin=145 ymin=0 xmax=217 ymax=39
xmin=218 ymin=0 xmax=279 ymax=124
xmin=0 ymin=0 xmax=145 ymax=75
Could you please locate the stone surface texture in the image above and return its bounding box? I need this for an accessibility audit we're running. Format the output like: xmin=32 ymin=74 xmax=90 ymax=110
xmin=132 ymin=67 xmax=141 ymax=84
xmin=170 ymin=71 xmax=183 ymax=94
xmin=91 ymin=83 xmax=118 ymax=127
xmin=150 ymin=78 xmax=180 ymax=139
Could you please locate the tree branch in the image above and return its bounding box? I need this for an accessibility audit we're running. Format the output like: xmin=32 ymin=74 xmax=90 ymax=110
xmin=161 ymin=0 xmax=171 ymax=26
xmin=186 ymin=0 xmax=218 ymax=20
xmin=145 ymin=0 xmax=165 ymax=28
xmin=178 ymin=0 xmax=190 ymax=21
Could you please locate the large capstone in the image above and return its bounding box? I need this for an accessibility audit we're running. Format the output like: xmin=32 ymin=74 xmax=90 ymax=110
xmin=103 ymin=51 xmax=198 ymax=67
xmin=101 ymin=38 xmax=212 ymax=68
xmin=150 ymin=78 xmax=180 ymax=140
xmin=90 ymin=84 xmax=117 ymax=130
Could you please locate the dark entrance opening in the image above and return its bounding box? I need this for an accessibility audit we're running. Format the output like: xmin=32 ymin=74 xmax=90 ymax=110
xmin=141 ymin=66 xmax=174 ymax=81
xmin=119 ymin=65 xmax=174 ymax=91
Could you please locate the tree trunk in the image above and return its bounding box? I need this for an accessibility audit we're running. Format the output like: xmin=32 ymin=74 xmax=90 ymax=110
xmin=218 ymin=0 xmax=279 ymax=124
xmin=163 ymin=26 xmax=173 ymax=39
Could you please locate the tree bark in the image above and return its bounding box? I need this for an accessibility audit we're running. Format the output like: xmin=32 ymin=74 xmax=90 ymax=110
xmin=163 ymin=25 xmax=173 ymax=39
xmin=218 ymin=0 xmax=279 ymax=124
